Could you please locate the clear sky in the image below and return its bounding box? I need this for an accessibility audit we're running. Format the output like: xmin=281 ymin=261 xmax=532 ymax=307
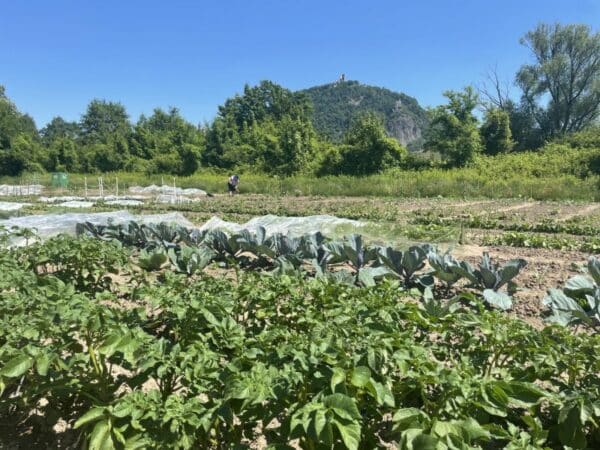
xmin=1 ymin=0 xmax=598 ymax=127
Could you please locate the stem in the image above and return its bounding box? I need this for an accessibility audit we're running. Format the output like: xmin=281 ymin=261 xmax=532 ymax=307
xmin=88 ymin=343 xmax=103 ymax=377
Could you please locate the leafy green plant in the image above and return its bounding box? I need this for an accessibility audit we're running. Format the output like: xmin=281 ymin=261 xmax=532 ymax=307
xmin=138 ymin=247 xmax=168 ymax=271
xmin=453 ymin=252 xmax=526 ymax=310
xmin=376 ymin=244 xmax=433 ymax=288
xmin=543 ymin=257 xmax=600 ymax=327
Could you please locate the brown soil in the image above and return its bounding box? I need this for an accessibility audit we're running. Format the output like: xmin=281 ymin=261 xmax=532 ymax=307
xmin=452 ymin=244 xmax=588 ymax=328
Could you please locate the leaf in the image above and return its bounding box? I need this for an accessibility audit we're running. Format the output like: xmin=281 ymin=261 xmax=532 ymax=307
xmin=74 ymin=407 xmax=106 ymax=429
xmin=393 ymin=408 xmax=427 ymax=429
xmin=431 ymin=419 xmax=459 ymax=438
xmin=564 ymin=275 xmax=595 ymax=296
xmin=0 ymin=355 xmax=33 ymax=378
xmin=98 ymin=334 xmax=122 ymax=356
xmin=543 ymin=288 xmax=588 ymax=326
xmin=483 ymin=289 xmax=512 ymax=310
xmin=479 ymin=267 xmax=499 ymax=290
xmin=332 ymin=418 xmax=361 ymax=450
xmin=138 ymin=249 xmax=167 ymax=271
xmin=349 ymin=366 xmax=371 ymax=388
xmin=459 ymin=417 xmax=491 ymax=442
xmin=324 ymin=393 xmax=361 ymax=421
xmin=358 ymin=266 xmax=390 ymax=287
xmin=311 ymin=409 xmax=327 ymax=442
xmin=588 ymin=256 xmax=600 ymax=285
xmin=365 ymin=379 xmax=395 ymax=407
xmin=330 ymin=367 xmax=346 ymax=392
xmin=408 ymin=433 xmax=438 ymax=450
xmin=497 ymin=258 xmax=527 ymax=289
xmin=558 ymin=406 xmax=587 ymax=449
xmin=35 ymin=353 xmax=52 ymax=376
xmin=88 ymin=419 xmax=114 ymax=450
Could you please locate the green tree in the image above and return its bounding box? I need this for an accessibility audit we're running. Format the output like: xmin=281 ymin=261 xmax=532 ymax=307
xmin=40 ymin=117 xmax=80 ymax=145
xmin=0 ymin=86 xmax=42 ymax=175
xmin=131 ymin=108 xmax=204 ymax=175
xmin=516 ymin=23 xmax=600 ymax=138
xmin=80 ymin=99 xmax=131 ymax=144
xmin=316 ymin=113 xmax=406 ymax=175
xmin=45 ymin=137 xmax=79 ymax=172
xmin=425 ymin=87 xmax=482 ymax=167
xmin=480 ymin=108 xmax=514 ymax=155
xmin=204 ymin=80 xmax=316 ymax=175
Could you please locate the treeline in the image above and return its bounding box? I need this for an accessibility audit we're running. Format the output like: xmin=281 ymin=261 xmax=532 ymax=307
xmin=0 ymin=81 xmax=406 ymax=177
xmin=0 ymin=22 xmax=599 ymax=178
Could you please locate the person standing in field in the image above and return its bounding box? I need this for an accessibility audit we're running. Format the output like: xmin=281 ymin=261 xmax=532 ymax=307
xmin=227 ymin=174 xmax=240 ymax=196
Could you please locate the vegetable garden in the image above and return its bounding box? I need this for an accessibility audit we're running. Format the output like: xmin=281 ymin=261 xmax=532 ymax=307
xmin=2 ymin=220 xmax=600 ymax=449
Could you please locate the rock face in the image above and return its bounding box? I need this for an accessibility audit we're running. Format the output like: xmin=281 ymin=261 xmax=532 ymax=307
xmin=299 ymin=81 xmax=428 ymax=149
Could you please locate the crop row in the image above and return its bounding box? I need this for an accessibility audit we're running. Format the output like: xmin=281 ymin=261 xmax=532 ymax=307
xmin=73 ymin=221 xmax=600 ymax=328
xmin=0 ymin=232 xmax=600 ymax=448
xmin=483 ymin=232 xmax=600 ymax=254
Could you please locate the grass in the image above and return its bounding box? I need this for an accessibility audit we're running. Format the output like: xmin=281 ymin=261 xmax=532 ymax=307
xmin=2 ymin=169 xmax=600 ymax=201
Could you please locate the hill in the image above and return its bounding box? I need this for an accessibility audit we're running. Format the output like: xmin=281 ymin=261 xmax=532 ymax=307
xmin=299 ymin=80 xmax=428 ymax=149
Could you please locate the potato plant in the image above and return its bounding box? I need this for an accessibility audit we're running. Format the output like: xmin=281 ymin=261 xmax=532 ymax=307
xmin=1 ymin=229 xmax=599 ymax=448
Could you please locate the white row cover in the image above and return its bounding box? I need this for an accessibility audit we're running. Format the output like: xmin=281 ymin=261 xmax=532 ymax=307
xmin=1 ymin=211 xmax=362 ymax=242
xmin=155 ymin=194 xmax=202 ymax=204
xmin=39 ymin=195 xmax=145 ymax=203
xmin=57 ymin=201 xmax=95 ymax=208
xmin=128 ymin=185 xmax=208 ymax=196
xmin=199 ymin=214 xmax=364 ymax=237
xmin=0 ymin=184 xmax=43 ymax=196
xmin=0 ymin=211 xmax=193 ymax=243
xmin=0 ymin=201 xmax=31 ymax=211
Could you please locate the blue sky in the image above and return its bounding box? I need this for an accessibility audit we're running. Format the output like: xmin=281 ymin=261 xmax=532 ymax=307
xmin=1 ymin=0 xmax=598 ymax=127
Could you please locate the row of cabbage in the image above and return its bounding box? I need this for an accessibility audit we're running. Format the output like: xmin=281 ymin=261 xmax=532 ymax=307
xmin=75 ymin=221 xmax=600 ymax=328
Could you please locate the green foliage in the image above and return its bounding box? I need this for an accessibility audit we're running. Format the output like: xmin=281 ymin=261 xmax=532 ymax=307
xmin=21 ymin=235 xmax=128 ymax=292
xmin=517 ymin=23 xmax=600 ymax=138
xmin=424 ymin=87 xmax=482 ymax=167
xmin=40 ymin=116 xmax=80 ymax=145
xmin=543 ymin=257 xmax=600 ymax=327
xmin=484 ymin=231 xmax=600 ymax=254
xmin=204 ymin=81 xmax=316 ymax=175
xmin=0 ymin=86 xmax=41 ymax=176
xmin=481 ymin=108 xmax=514 ymax=155
xmin=2 ymin=234 xmax=600 ymax=448
xmin=316 ymin=113 xmax=406 ymax=175
xmin=80 ymin=99 xmax=131 ymax=145
xmin=132 ymin=108 xmax=205 ymax=175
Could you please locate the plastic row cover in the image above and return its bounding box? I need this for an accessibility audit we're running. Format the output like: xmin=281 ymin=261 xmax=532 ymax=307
xmin=199 ymin=214 xmax=364 ymax=237
xmin=1 ymin=211 xmax=362 ymax=239
xmin=0 ymin=185 xmax=43 ymax=196
xmin=39 ymin=195 xmax=145 ymax=203
xmin=0 ymin=201 xmax=30 ymax=211
xmin=128 ymin=185 xmax=208 ymax=196
xmin=0 ymin=211 xmax=193 ymax=240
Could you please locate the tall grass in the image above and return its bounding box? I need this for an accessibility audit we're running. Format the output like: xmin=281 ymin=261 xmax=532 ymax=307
xmin=2 ymin=169 xmax=598 ymax=201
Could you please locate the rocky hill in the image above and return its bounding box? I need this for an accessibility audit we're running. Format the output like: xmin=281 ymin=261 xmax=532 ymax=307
xmin=299 ymin=80 xmax=428 ymax=149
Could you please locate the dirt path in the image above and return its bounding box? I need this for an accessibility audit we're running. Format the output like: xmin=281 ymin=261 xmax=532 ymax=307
xmin=497 ymin=201 xmax=538 ymax=213
xmin=446 ymin=199 xmax=497 ymax=208
xmin=558 ymin=203 xmax=600 ymax=221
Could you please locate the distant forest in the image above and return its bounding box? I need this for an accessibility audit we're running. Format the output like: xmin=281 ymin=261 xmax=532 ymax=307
xmin=0 ymin=22 xmax=599 ymax=177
